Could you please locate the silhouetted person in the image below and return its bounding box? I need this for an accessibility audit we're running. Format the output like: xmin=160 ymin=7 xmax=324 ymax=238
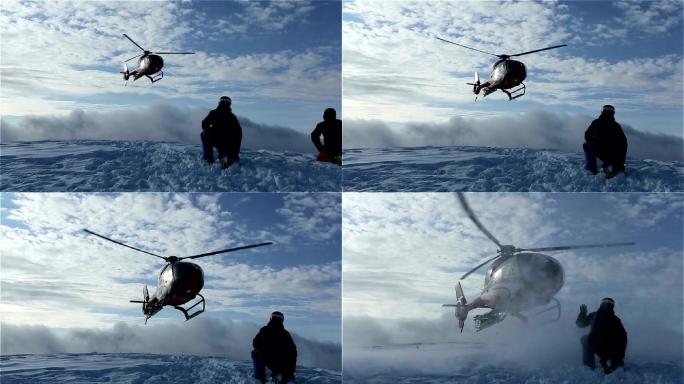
xmin=311 ymin=108 xmax=342 ymax=165
xmin=252 ymin=311 xmax=297 ymax=384
xmin=201 ymin=96 xmax=242 ymax=169
xmin=576 ymin=297 xmax=627 ymax=374
xmin=583 ymin=105 xmax=627 ymax=179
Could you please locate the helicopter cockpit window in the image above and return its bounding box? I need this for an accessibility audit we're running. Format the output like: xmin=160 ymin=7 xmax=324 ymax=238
xmin=159 ymin=264 xmax=173 ymax=284
xmin=498 ymin=261 xmax=521 ymax=281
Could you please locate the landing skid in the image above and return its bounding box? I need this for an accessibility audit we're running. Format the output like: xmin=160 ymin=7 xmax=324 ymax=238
xmin=173 ymin=293 xmax=205 ymax=321
xmin=535 ymin=297 xmax=561 ymax=322
xmin=473 ymin=311 xmax=507 ymax=332
xmin=147 ymin=71 xmax=164 ymax=83
xmin=502 ymin=82 xmax=526 ymax=100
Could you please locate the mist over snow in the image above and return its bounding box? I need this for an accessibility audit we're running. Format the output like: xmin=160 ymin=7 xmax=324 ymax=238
xmin=1 ymin=104 xmax=314 ymax=154
xmin=1 ymin=317 xmax=340 ymax=370
xmin=344 ymin=109 xmax=683 ymax=162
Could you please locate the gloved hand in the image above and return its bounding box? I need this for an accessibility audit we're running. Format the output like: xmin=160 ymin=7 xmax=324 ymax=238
xmin=580 ymin=304 xmax=587 ymax=315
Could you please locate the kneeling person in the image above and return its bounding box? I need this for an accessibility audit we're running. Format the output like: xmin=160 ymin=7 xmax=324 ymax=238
xmin=252 ymin=311 xmax=297 ymax=383
xmin=201 ymin=96 xmax=242 ymax=169
xmin=576 ymin=297 xmax=627 ymax=374
xmin=583 ymin=105 xmax=627 ymax=179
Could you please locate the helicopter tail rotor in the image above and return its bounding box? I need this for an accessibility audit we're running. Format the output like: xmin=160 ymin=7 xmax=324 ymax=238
xmin=442 ymin=282 xmax=469 ymax=333
xmin=121 ymin=63 xmax=131 ymax=85
xmin=466 ymin=72 xmax=481 ymax=100
xmin=129 ymin=284 xmax=149 ymax=311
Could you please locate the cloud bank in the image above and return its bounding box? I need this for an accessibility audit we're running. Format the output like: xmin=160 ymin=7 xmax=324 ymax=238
xmin=1 ymin=317 xmax=341 ymax=371
xmin=344 ymin=109 xmax=684 ymax=162
xmin=1 ymin=104 xmax=313 ymax=153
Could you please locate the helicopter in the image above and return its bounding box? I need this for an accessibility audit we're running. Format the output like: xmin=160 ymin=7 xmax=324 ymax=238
xmin=436 ymin=37 xmax=566 ymax=100
xmin=120 ymin=34 xmax=194 ymax=84
xmin=442 ymin=194 xmax=634 ymax=333
xmin=84 ymin=229 xmax=273 ymax=324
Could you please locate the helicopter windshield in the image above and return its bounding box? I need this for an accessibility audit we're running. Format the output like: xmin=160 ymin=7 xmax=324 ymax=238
xmin=491 ymin=61 xmax=506 ymax=83
xmin=159 ymin=264 xmax=173 ymax=285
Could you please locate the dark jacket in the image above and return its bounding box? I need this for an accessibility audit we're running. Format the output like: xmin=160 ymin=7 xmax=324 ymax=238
xmin=311 ymin=119 xmax=342 ymax=157
xmin=584 ymin=113 xmax=627 ymax=168
xmin=253 ymin=319 xmax=297 ymax=377
xmin=202 ymin=105 xmax=242 ymax=159
xmin=576 ymin=306 xmax=628 ymax=361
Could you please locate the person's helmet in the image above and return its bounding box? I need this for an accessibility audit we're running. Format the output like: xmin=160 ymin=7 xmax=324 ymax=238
xmin=323 ymin=108 xmax=336 ymax=122
xmin=602 ymin=105 xmax=615 ymax=115
xmin=219 ymin=96 xmax=232 ymax=106
xmin=271 ymin=311 xmax=284 ymax=322
xmin=600 ymin=297 xmax=615 ymax=309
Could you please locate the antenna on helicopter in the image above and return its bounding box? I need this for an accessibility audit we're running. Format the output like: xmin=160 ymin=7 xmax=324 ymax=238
xmin=456 ymin=193 xmax=634 ymax=280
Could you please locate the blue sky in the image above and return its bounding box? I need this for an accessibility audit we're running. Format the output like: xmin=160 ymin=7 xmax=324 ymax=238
xmin=343 ymin=1 xmax=683 ymax=142
xmin=0 ymin=193 xmax=341 ymax=343
xmin=0 ymin=1 xmax=341 ymax=136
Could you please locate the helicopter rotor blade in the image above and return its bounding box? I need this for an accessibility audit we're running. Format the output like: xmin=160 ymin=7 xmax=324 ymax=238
xmin=152 ymin=52 xmax=196 ymax=55
xmin=83 ymin=229 xmax=167 ymax=260
xmin=517 ymin=242 xmax=635 ymax=252
xmin=457 ymin=193 xmax=503 ymax=248
xmin=435 ymin=37 xmax=499 ymax=58
xmin=509 ymin=44 xmax=567 ymax=57
xmin=181 ymin=241 xmax=274 ymax=260
xmin=124 ymin=54 xmax=142 ymax=63
xmin=460 ymin=253 xmax=502 ymax=280
xmin=123 ymin=34 xmax=146 ymax=52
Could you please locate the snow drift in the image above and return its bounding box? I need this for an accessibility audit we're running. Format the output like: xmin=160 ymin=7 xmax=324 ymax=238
xmin=343 ymin=146 xmax=683 ymax=192
xmin=0 ymin=140 xmax=340 ymax=192
xmin=0 ymin=353 xmax=340 ymax=384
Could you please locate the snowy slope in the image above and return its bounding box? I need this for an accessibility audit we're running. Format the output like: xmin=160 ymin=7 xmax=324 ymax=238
xmin=343 ymin=146 xmax=683 ymax=192
xmin=0 ymin=353 xmax=340 ymax=384
xmin=0 ymin=141 xmax=340 ymax=192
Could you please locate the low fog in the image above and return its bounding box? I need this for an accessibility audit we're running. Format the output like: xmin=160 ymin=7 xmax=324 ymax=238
xmin=344 ymin=110 xmax=684 ymax=162
xmin=343 ymin=301 xmax=683 ymax=376
xmin=1 ymin=317 xmax=341 ymax=371
xmin=1 ymin=104 xmax=313 ymax=153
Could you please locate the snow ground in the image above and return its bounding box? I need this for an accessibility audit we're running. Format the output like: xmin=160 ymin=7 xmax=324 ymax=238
xmin=343 ymin=146 xmax=683 ymax=192
xmin=0 ymin=353 xmax=340 ymax=384
xmin=343 ymin=345 xmax=683 ymax=384
xmin=0 ymin=141 xmax=341 ymax=192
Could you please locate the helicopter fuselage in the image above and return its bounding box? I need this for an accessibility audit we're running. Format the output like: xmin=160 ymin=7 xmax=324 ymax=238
xmin=152 ymin=261 xmax=204 ymax=306
xmin=488 ymin=59 xmax=527 ymax=90
xmin=136 ymin=54 xmax=164 ymax=77
xmin=141 ymin=261 xmax=204 ymax=321
xmin=475 ymin=252 xmax=564 ymax=314
xmin=477 ymin=59 xmax=527 ymax=99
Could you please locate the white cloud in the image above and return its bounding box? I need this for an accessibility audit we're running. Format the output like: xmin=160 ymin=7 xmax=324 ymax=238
xmin=0 ymin=1 xmax=339 ymax=121
xmin=0 ymin=193 xmax=340 ymax=329
xmin=613 ymin=0 xmax=683 ymax=35
xmin=342 ymin=1 xmax=683 ymax=130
